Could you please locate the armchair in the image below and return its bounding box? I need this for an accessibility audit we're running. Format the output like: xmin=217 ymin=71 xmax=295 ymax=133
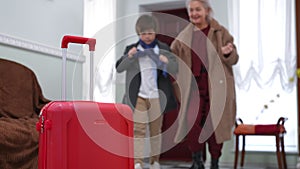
xmin=0 ymin=58 xmax=50 ymax=169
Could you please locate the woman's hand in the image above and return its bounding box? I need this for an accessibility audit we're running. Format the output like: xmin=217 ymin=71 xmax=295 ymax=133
xmin=221 ymin=43 xmax=234 ymax=55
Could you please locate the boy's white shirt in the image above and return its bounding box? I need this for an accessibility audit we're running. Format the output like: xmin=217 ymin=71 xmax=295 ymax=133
xmin=137 ymin=44 xmax=160 ymax=99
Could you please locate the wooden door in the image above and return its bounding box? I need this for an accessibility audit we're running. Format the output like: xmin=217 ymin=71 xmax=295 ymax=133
xmin=154 ymin=8 xmax=189 ymax=46
xmin=153 ymin=8 xmax=193 ymax=161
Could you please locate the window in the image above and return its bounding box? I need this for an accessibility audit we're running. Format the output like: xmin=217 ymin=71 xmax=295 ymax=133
xmin=228 ymin=0 xmax=297 ymax=152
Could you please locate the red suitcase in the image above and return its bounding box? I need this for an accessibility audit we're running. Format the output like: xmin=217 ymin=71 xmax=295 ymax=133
xmin=36 ymin=36 xmax=134 ymax=169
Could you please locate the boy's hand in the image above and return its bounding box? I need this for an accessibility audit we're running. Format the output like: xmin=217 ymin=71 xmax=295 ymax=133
xmin=128 ymin=47 xmax=137 ymax=58
xmin=159 ymin=54 xmax=169 ymax=64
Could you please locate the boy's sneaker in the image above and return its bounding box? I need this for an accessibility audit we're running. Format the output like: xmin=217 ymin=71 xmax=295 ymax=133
xmin=150 ymin=161 xmax=160 ymax=169
xmin=134 ymin=163 xmax=143 ymax=169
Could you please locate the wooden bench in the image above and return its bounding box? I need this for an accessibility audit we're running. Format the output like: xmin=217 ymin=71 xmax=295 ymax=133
xmin=233 ymin=117 xmax=287 ymax=169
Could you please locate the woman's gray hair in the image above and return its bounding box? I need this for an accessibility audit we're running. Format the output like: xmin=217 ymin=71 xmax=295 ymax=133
xmin=185 ymin=0 xmax=213 ymax=22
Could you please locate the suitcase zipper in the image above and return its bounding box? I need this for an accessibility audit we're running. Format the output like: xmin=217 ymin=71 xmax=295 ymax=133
xmin=37 ymin=116 xmax=52 ymax=133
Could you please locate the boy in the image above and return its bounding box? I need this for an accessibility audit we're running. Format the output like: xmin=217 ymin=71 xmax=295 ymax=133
xmin=115 ymin=14 xmax=178 ymax=169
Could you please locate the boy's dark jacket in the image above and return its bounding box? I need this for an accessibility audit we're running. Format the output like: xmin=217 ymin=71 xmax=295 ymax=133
xmin=116 ymin=40 xmax=178 ymax=113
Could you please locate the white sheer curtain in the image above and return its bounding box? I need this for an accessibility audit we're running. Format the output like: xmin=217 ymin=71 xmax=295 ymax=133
xmin=83 ymin=0 xmax=116 ymax=102
xmin=228 ymin=0 xmax=297 ymax=152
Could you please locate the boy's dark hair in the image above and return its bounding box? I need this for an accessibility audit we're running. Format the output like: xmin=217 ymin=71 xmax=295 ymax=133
xmin=135 ymin=14 xmax=158 ymax=34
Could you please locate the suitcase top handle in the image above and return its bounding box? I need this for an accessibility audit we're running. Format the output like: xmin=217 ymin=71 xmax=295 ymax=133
xmin=61 ymin=35 xmax=96 ymax=101
xmin=61 ymin=35 xmax=96 ymax=51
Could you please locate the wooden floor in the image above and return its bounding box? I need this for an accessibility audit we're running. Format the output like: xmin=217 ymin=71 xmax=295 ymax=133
xmin=142 ymin=160 xmax=295 ymax=169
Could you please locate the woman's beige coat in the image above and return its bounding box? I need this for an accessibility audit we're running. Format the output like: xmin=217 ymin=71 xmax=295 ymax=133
xmin=171 ymin=19 xmax=239 ymax=144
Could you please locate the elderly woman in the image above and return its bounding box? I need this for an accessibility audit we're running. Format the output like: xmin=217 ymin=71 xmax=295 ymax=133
xmin=171 ymin=0 xmax=239 ymax=169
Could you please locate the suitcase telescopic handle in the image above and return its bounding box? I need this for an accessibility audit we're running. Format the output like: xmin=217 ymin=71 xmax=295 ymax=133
xmin=61 ymin=35 xmax=96 ymax=101
xmin=61 ymin=35 xmax=96 ymax=51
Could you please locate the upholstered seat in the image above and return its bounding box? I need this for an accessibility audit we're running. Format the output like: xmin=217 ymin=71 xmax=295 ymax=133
xmin=233 ymin=117 xmax=287 ymax=169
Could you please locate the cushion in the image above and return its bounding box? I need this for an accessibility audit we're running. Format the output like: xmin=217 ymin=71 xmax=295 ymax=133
xmin=234 ymin=124 xmax=286 ymax=135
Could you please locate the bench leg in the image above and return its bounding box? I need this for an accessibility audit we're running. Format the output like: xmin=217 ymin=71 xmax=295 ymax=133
xmin=280 ymin=136 xmax=287 ymax=169
xmin=276 ymin=135 xmax=283 ymax=169
xmin=234 ymin=135 xmax=239 ymax=169
xmin=241 ymin=135 xmax=246 ymax=167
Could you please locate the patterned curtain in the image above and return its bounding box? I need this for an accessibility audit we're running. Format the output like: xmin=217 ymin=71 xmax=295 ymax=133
xmin=227 ymin=0 xmax=297 ymax=152
xmin=83 ymin=0 xmax=116 ymax=102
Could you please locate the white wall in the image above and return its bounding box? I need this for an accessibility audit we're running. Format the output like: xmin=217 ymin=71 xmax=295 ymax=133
xmin=0 ymin=0 xmax=84 ymax=100
xmin=0 ymin=0 xmax=83 ymax=47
